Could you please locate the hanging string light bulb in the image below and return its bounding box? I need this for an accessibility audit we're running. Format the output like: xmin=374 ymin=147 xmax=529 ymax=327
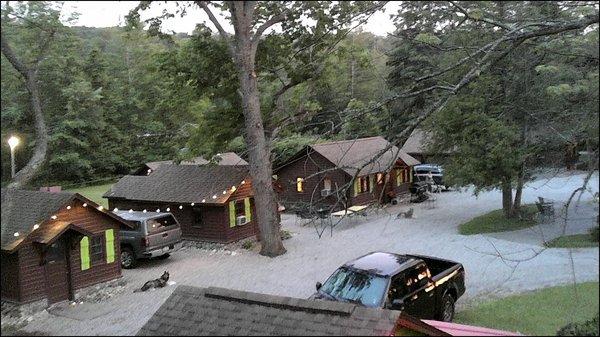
xmin=191 ymin=203 xmax=195 ymax=206
xmin=179 ymin=205 xmax=183 ymax=209
xmin=33 ymin=224 xmax=39 ymax=230
xmin=66 ymin=206 xmax=72 ymax=210
xmin=83 ymin=203 xmax=88 ymax=207
xmin=51 ymin=215 xmax=57 ymax=220
xmin=113 ymin=208 xmax=119 ymax=212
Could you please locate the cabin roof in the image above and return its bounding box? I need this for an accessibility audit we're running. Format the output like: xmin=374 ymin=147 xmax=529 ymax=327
xmin=301 ymin=136 xmax=420 ymax=176
xmin=137 ymin=285 xmax=448 ymax=336
xmin=1 ymin=189 xmax=131 ymax=252
xmin=105 ymin=165 xmax=250 ymax=205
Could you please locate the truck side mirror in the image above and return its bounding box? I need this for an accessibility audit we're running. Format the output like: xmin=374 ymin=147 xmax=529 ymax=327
xmin=392 ymin=299 xmax=405 ymax=310
xmin=316 ymin=282 xmax=322 ymax=291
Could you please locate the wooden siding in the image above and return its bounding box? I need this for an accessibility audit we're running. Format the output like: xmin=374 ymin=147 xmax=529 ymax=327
xmin=108 ymin=192 xmax=259 ymax=244
xmin=1 ymin=251 xmax=20 ymax=302
xmin=226 ymin=179 xmax=259 ymax=242
xmin=277 ymin=154 xmax=416 ymax=210
xmin=8 ymin=199 xmax=123 ymax=304
xmin=275 ymin=151 xmax=350 ymax=210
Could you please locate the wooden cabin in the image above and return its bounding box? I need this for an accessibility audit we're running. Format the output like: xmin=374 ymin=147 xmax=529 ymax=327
xmin=104 ymin=165 xmax=259 ymax=243
xmin=1 ymin=189 xmax=133 ymax=305
xmin=133 ymin=152 xmax=248 ymax=176
xmin=274 ymin=136 xmax=420 ymax=211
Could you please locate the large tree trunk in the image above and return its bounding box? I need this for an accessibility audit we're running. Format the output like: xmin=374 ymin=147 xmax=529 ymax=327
xmin=511 ymin=164 xmax=525 ymax=217
xmin=501 ymin=179 xmax=513 ymax=218
xmin=1 ymin=35 xmax=49 ymax=189
xmin=230 ymin=2 xmax=286 ymax=257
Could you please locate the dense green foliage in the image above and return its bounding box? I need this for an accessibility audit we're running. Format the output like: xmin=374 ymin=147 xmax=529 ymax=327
xmin=556 ymin=313 xmax=599 ymax=336
xmin=1 ymin=2 xmax=393 ymax=185
xmin=455 ymin=282 xmax=599 ymax=336
xmin=388 ymin=1 xmax=599 ymax=217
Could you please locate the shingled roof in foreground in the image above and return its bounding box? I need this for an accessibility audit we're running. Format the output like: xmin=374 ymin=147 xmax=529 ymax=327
xmin=137 ymin=285 xmax=448 ymax=336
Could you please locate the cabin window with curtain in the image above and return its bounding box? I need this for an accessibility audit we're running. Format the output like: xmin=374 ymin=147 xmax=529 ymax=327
xmin=296 ymin=178 xmax=304 ymax=192
xmin=377 ymin=173 xmax=384 ymax=185
xmin=90 ymin=235 xmax=104 ymax=264
xmin=235 ymin=200 xmax=245 ymax=217
xmin=323 ymin=178 xmax=332 ymax=190
xmin=358 ymin=176 xmax=370 ymax=193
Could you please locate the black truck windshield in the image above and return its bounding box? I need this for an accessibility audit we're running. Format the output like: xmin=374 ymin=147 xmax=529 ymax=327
xmin=319 ymin=267 xmax=388 ymax=308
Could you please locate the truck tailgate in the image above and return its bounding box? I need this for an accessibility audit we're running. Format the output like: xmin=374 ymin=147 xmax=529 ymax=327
xmin=147 ymin=226 xmax=182 ymax=249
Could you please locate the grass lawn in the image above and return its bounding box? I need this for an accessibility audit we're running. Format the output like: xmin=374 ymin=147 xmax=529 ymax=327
xmin=545 ymin=233 xmax=599 ymax=248
xmin=65 ymin=182 xmax=113 ymax=208
xmin=459 ymin=204 xmax=538 ymax=235
xmin=455 ymin=282 xmax=600 ymax=336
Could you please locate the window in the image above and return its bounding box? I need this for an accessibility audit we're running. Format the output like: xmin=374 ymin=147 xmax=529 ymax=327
xmin=388 ymin=274 xmax=409 ymax=302
xmin=358 ymin=176 xmax=370 ymax=193
xmin=377 ymin=173 xmax=384 ymax=185
xmin=192 ymin=208 xmax=203 ymax=227
xmin=296 ymin=177 xmax=304 ymax=192
xmin=47 ymin=241 xmax=64 ymax=263
xmin=405 ymin=264 xmax=431 ymax=293
xmin=323 ymin=178 xmax=332 ymax=190
xmin=147 ymin=215 xmax=178 ymax=234
xmin=90 ymin=236 xmax=104 ymax=263
xmin=235 ymin=200 xmax=245 ymax=216
xmin=319 ymin=267 xmax=388 ymax=308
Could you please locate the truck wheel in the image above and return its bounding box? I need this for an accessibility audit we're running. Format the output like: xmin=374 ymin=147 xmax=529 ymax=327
xmin=440 ymin=294 xmax=455 ymax=322
xmin=121 ymin=247 xmax=136 ymax=269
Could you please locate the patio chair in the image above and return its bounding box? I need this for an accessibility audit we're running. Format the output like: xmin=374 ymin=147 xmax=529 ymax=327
xmin=535 ymin=200 xmax=555 ymax=223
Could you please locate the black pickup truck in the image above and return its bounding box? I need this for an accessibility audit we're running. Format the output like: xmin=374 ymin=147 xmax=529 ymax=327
xmin=311 ymin=252 xmax=465 ymax=321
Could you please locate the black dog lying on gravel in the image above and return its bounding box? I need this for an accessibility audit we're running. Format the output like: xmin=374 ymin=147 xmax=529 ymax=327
xmin=134 ymin=271 xmax=170 ymax=292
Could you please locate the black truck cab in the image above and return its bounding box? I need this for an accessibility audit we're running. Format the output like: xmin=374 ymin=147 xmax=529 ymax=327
xmin=311 ymin=252 xmax=465 ymax=322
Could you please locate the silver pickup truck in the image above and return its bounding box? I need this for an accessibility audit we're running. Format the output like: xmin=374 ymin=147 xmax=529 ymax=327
xmin=114 ymin=210 xmax=182 ymax=268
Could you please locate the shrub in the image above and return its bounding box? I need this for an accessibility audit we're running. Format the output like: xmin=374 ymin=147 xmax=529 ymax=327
xmin=589 ymin=226 xmax=599 ymax=242
xmin=280 ymin=229 xmax=292 ymax=240
xmin=556 ymin=313 xmax=599 ymax=336
xmin=241 ymin=240 xmax=254 ymax=250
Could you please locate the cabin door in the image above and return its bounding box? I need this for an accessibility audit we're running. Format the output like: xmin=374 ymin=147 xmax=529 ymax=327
xmin=45 ymin=238 xmax=73 ymax=304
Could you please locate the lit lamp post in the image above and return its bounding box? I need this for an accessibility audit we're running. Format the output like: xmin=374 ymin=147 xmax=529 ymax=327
xmin=7 ymin=135 xmax=20 ymax=179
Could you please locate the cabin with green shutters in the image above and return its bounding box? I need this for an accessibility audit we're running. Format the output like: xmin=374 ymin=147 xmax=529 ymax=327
xmin=1 ymin=189 xmax=133 ymax=305
xmin=274 ymin=136 xmax=420 ymax=211
xmin=104 ymin=165 xmax=259 ymax=243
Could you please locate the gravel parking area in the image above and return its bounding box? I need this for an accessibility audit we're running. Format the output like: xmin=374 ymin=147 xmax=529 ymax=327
xmin=11 ymin=171 xmax=599 ymax=336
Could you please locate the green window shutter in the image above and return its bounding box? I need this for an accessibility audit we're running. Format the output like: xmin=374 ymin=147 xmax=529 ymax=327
xmin=353 ymin=178 xmax=359 ymax=196
xmin=369 ymin=175 xmax=375 ymax=192
xmin=80 ymin=236 xmax=90 ymax=270
xmin=105 ymin=229 xmax=115 ymax=264
xmin=244 ymin=198 xmax=252 ymax=222
xmin=229 ymin=201 xmax=236 ymax=227
xmin=409 ymin=168 xmax=413 ymax=183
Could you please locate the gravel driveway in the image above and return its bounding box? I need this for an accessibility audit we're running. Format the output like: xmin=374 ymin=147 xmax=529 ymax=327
xmin=14 ymin=171 xmax=600 ymax=336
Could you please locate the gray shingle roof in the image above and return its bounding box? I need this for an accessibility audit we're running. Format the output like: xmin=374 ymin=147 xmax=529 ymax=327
xmin=310 ymin=136 xmax=420 ymax=176
xmin=137 ymin=286 xmax=402 ymax=336
xmin=145 ymin=152 xmax=248 ymax=171
xmin=401 ymin=129 xmax=453 ymax=155
xmin=105 ymin=165 xmax=250 ymax=205
xmin=1 ymin=189 xmax=134 ymax=252
xmin=1 ymin=189 xmax=75 ymax=250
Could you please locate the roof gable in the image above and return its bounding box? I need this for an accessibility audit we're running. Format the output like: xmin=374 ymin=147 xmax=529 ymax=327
xmin=1 ymin=189 xmax=132 ymax=252
xmin=105 ymin=165 xmax=250 ymax=204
